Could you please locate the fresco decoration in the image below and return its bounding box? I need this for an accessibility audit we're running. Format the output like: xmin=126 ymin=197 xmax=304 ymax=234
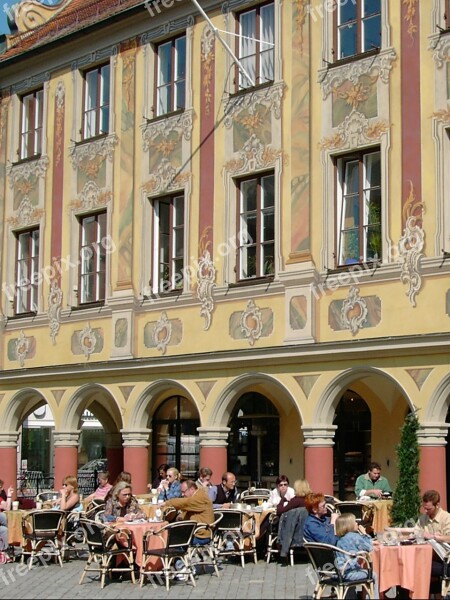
xmin=7 ymin=196 xmax=45 ymax=228
xmin=7 ymin=156 xmax=49 ymax=212
xmin=228 ymin=300 xmax=273 ymax=346
xmin=329 ymin=291 xmax=381 ymax=333
xmin=118 ymin=386 xmax=134 ymax=401
xmin=403 ymin=0 xmax=418 ymax=41
xmin=69 ymin=180 xmax=111 ymax=212
xmin=142 ymin=159 xmax=191 ymax=196
xmin=8 ymin=330 xmax=35 ymax=367
xmin=201 ymin=25 xmax=215 ymax=116
xmin=319 ymin=112 xmax=390 ymax=151
xmin=50 ymin=389 xmax=65 ymax=405
xmin=143 ymin=109 xmax=193 ymax=173
xmin=71 ymin=323 xmax=103 ymax=359
xmin=224 ymin=134 xmax=284 ymax=174
xmin=432 ymin=107 xmax=450 ymax=125
xmin=294 ymin=0 xmax=308 ymax=54
xmin=114 ymin=318 xmax=128 ymax=348
xmin=331 ymin=75 xmax=378 ymax=127
xmin=289 ymin=295 xmax=307 ymax=330
xmin=398 ymin=182 xmax=425 ymax=308
xmin=47 ymin=278 xmax=63 ymax=345
xmin=143 ymin=312 xmax=182 ymax=355
xmin=54 ymin=80 xmax=65 ymax=166
xmin=197 ymin=249 xmax=216 ymax=331
xmin=69 ymin=134 xmax=118 ymax=193
xmin=196 ymin=380 xmax=216 ymax=412
xmin=406 ymin=368 xmax=433 ymax=391
xmin=294 ymin=374 xmax=320 ymax=400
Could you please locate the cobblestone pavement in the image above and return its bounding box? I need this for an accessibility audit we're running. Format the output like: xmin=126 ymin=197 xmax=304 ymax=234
xmin=1 ymin=552 xmax=315 ymax=599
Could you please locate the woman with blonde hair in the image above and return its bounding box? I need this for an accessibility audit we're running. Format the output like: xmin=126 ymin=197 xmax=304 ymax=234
xmin=103 ymin=481 xmax=144 ymax=522
xmin=158 ymin=467 xmax=182 ymax=500
xmin=57 ymin=475 xmax=81 ymax=511
xmin=277 ymin=478 xmax=312 ymax=516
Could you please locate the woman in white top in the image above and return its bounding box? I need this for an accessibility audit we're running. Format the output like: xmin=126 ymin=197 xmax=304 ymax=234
xmin=268 ymin=475 xmax=295 ymax=507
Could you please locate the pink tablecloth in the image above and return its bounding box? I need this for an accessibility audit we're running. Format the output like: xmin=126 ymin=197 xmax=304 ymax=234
xmin=117 ymin=521 xmax=167 ymax=567
xmin=372 ymin=543 xmax=433 ymax=599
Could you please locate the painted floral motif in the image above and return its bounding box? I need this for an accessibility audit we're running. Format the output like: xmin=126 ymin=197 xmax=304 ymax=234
xmin=79 ymin=323 xmax=97 ymax=359
xmin=47 ymin=279 xmax=63 ymax=345
xmin=201 ymin=26 xmax=215 ymax=115
xmin=403 ymin=0 xmax=418 ymax=40
xmin=225 ymin=134 xmax=284 ymax=174
xmin=341 ymin=287 xmax=368 ymax=336
xmin=15 ymin=330 xmax=30 ymax=367
xmin=153 ymin=311 xmax=172 ymax=355
xmin=240 ymin=299 xmax=263 ymax=346
xmin=7 ymin=197 xmax=44 ymax=227
xmin=197 ymin=249 xmax=216 ymax=331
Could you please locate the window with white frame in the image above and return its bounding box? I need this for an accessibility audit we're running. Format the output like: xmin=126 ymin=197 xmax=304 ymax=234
xmin=237 ymin=172 xmax=275 ymax=280
xmin=82 ymin=64 xmax=110 ymax=140
xmin=79 ymin=212 xmax=106 ymax=304
xmin=336 ymin=149 xmax=381 ymax=267
xmin=334 ymin=0 xmax=381 ymax=61
xmin=155 ymin=34 xmax=186 ymax=116
xmin=20 ymin=89 xmax=43 ymax=160
xmin=152 ymin=194 xmax=185 ymax=294
xmin=236 ymin=1 xmax=274 ymax=90
xmin=15 ymin=228 xmax=39 ymax=315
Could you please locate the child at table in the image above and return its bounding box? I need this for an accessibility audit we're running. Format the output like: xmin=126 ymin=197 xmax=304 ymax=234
xmin=335 ymin=513 xmax=379 ymax=599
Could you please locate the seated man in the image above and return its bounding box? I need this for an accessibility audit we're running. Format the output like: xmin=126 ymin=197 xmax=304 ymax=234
xmin=354 ymin=462 xmax=392 ymax=499
xmin=208 ymin=472 xmax=238 ymax=508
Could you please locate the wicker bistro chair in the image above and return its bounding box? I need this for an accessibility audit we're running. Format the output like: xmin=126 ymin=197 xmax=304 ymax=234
xmin=441 ymin=547 xmax=450 ymax=598
xmin=213 ymin=509 xmax=257 ymax=568
xmin=189 ymin=512 xmax=223 ymax=577
xmin=334 ymin=501 xmax=375 ymax=535
xmin=78 ymin=518 xmax=136 ymax=589
xmin=61 ymin=510 xmax=86 ymax=560
xmin=240 ymin=494 xmax=270 ymax=507
xmin=139 ymin=520 xmax=198 ymax=591
xmin=304 ymin=542 xmax=375 ymax=599
xmin=266 ymin=512 xmax=280 ymax=563
xmin=21 ymin=509 xmax=66 ymax=569
xmin=84 ymin=500 xmax=106 ymax=521
xmin=240 ymin=489 xmax=271 ymax=499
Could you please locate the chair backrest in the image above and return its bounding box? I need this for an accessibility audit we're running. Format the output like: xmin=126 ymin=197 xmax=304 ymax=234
xmin=35 ymin=491 xmax=61 ymax=503
xmin=241 ymin=495 xmax=269 ymax=506
xmin=335 ymin=501 xmax=368 ymax=521
xmin=240 ymin=488 xmax=270 ymax=498
xmin=23 ymin=510 xmax=66 ymax=538
xmin=79 ymin=518 xmax=109 ymax=550
xmin=304 ymin=542 xmax=340 ymax=578
xmin=164 ymin=520 xmax=197 ymax=550
xmin=163 ymin=506 xmax=179 ymax=523
xmin=214 ymin=509 xmax=245 ymax=532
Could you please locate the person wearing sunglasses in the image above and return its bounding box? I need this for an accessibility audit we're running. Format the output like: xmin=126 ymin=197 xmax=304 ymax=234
xmin=103 ymin=481 xmax=145 ymax=522
xmin=52 ymin=476 xmax=81 ymax=512
xmin=157 ymin=467 xmax=182 ymax=501
xmin=268 ymin=475 xmax=295 ymax=508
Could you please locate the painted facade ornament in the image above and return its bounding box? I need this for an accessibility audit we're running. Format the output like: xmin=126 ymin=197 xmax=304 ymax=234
xmin=47 ymin=279 xmax=63 ymax=345
xmin=225 ymin=134 xmax=284 ymax=174
xmin=55 ymin=80 xmax=65 ymax=165
xmin=7 ymin=196 xmax=44 ymax=227
xmin=319 ymin=48 xmax=397 ymax=99
xmin=319 ymin=111 xmax=390 ymax=151
xmin=403 ymin=0 xmax=418 ymax=41
xmin=79 ymin=323 xmax=97 ymax=359
xmin=7 ymin=155 xmax=49 ymax=187
xmin=398 ymin=212 xmax=424 ymax=309
xmin=240 ymin=299 xmax=263 ymax=346
xmin=143 ymin=158 xmax=190 ymax=195
xmin=197 ymin=249 xmax=216 ymax=331
xmin=153 ymin=311 xmax=172 ymax=355
xmin=15 ymin=330 xmax=30 ymax=367
xmin=201 ymin=26 xmax=215 ymax=115
xmin=430 ymin=34 xmax=450 ymax=69
xmin=142 ymin=109 xmax=194 ymax=151
xmin=71 ymin=180 xmax=111 ymax=210
xmin=341 ymin=286 xmax=368 ymax=336
xmin=69 ymin=134 xmax=118 ymax=170
xmin=224 ymin=81 xmax=285 ymax=128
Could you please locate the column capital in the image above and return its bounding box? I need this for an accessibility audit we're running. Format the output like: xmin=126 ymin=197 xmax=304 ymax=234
xmin=121 ymin=429 xmax=151 ymax=447
xmin=417 ymin=422 xmax=449 ymax=446
xmin=0 ymin=431 xmax=20 ymax=447
xmin=197 ymin=426 xmax=230 ymax=448
xmin=302 ymin=424 xmax=337 ymax=447
xmin=53 ymin=430 xmax=80 ymax=447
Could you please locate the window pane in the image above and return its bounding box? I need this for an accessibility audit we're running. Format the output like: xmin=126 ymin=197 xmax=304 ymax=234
xmin=85 ymin=70 xmax=98 ymax=110
xmin=364 ymin=152 xmax=381 ymax=187
xmin=175 ymin=36 xmax=186 ymax=79
xmin=339 ymin=22 xmax=357 ymax=58
xmin=239 ymin=9 xmax=256 ymax=87
xmin=158 ymin=42 xmax=172 ymax=115
xmin=364 ymin=0 xmax=381 ymax=17
xmin=260 ymin=3 xmax=274 ymax=82
xmin=241 ymin=179 xmax=257 ymax=212
xmin=242 ymin=244 xmax=256 ymax=278
xmin=363 ymin=14 xmax=381 ymax=51
xmin=262 ymin=208 xmax=274 ymax=242
xmin=339 ymin=2 xmax=357 ymax=24
xmin=100 ymin=65 xmax=110 ymax=106
xmin=262 ymin=242 xmax=275 ymax=275
xmin=262 ymin=175 xmax=275 ymax=208
xmin=344 ymin=160 xmax=359 ymax=195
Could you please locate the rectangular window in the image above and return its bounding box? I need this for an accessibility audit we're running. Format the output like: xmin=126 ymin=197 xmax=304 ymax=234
xmin=237 ymin=2 xmax=274 ymax=90
xmin=79 ymin=212 xmax=107 ymax=304
xmin=237 ymin=172 xmax=275 ymax=280
xmin=15 ymin=228 xmax=39 ymax=314
xmin=335 ymin=0 xmax=381 ymax=60
xmin=446 ymin=1 xmax=450 ymax=28
xmin=153 ymin=194 xmax=185 ymax=293
xmin=156 ymin=35 xmax=186 ymax=116
xmin=83 ymin=64 xmax=110 ymax=139
xmin=336 ymin=150 xmax=381 ymax=267
xmin=20 ymin=89 xmax=43 ymax=160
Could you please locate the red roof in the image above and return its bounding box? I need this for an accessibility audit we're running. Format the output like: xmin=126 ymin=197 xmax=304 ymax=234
xmin=0 ymin=0 xmax=145 ymax=63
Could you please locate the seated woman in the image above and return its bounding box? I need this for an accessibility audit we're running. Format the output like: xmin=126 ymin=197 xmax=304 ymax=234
xmin=149 ymin=463 xmax=169 ymax=491
xmin=268 ymin=475 xmax=295 ymax=508
xmin=304 ymin=492 xmax=338 ymax=544
xmin=54 ymin=476 xmax=82 ymax=512
xmin=335 ymin=513 xmax=379 ymax=599
xmin=103 ymin=481 xmax=145 ymax=522
xmin=0 ymin=484 xmax=13 ymax=562
xmin=84 ymin=471 xmax=112 ymax=504
xmin=104 ymin=471 xmax=132 ymax=503
xmin=157 ymin=467 xmax=182 ymax=501
xmin=277 ymin=479 xmax=311 ymax=516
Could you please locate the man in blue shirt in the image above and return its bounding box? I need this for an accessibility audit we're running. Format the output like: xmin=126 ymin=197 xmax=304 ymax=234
xmin=304 ymin=492 xmax=338 ymax=544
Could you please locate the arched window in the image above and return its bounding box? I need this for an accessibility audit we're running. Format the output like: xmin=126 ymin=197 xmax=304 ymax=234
xmin=151 ymin=396 xmax=200 ymax=481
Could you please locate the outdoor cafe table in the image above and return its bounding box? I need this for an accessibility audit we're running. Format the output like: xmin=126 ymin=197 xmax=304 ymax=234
xmin=372 ymin=541 xmax=433 ymax=599
xmin=371 ymin=500 xmax=393 ymax=533
xmin=116 ymin=520 xmax=167 ymax=567
xmin=6 ymin=509 xmax=27 ymax=546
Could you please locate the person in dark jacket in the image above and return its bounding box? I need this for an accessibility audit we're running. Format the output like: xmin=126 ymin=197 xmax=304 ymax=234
xmin=208 ymin=472 xmax=238 ymax=508
xmin=304 ymin=492 xmax=338 ymax=545
xmin=277 ymin=479 xmax=311 ymax=516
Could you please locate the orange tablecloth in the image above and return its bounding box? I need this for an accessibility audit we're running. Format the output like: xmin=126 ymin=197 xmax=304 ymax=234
xmin=371 ymin=500 xmax=393 ymax=532
xmin=117 ymin=520 xmax=167 ymax=567
xmin=372 ymin=542 xmax=433 ymax=599
xmin=6 ymin=510 xmax=27 ymax=545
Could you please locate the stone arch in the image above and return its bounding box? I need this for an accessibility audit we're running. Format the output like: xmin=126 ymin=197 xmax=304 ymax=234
xmin=1 ymin=387 xmax=55 ymax=431
xmin=424 ymin=374 xmax=450 ymax=422
xmin=61 ymin=383 xmax=123 ymax=433
xmin=209 ymin=372 xmax=302 ymax=427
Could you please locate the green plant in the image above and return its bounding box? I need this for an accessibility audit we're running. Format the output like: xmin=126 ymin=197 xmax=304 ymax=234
xmin=390 ymin=412 xmax=421 ymax=526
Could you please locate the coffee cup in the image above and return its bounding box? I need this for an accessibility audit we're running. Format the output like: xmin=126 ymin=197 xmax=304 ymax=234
xmin=12 ymin=501 xmax=19 ymax=510
xmin=36 ymin=501 xmax=43 ymax=510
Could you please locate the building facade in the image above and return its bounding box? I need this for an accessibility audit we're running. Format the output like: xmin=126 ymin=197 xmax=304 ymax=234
xmin=0 ymin=0 xmax=450 ymax=503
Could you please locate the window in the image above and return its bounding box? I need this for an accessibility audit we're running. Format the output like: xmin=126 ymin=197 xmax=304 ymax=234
xmin=336 ymin=150 xmax=381 ymax=267
xmin=237 ymin=2 xmax=274 ymax=90
xmin=446 ymin=1 xmax=450 ymax=29
xmin=237 ymin=172 xmax=275 ymax=280
xmin=152 ymin=194 xmax=184 ymax=294
xmin=20 ymin=89 xmax=43 ymax=160
xmin=79 ymin=212 xmax=106 ymax=304
xmin=335 ymin=0 xmax=381 ymax=60
xmin=156 ymin=35 xmax=186 ymax=116
xmin=83 ymin=64 xmax=110 ymax=139
xmin=15 ymin=228 xmax=39 ymax=314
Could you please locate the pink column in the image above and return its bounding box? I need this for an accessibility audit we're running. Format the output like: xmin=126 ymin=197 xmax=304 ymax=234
xmin=198 ymin=427 xmax=230 ymax=485
xmin=0 ymin=433 xmax=19 ymax=497
xmin=53 ymin=431 xmax=79 ymax=489
xmin=121 ymin=429 xmax=151 ymax=495
xmin=303 ymin=425 xmax=336 ymax=496
xmin=418 ymin=425 xmax=448 ymax=510
xmin=105 ymin=432 xmax=123 ymax=483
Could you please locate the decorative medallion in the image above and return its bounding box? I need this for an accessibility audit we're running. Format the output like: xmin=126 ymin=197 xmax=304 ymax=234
xmin=224 ymin=82 xmax=285 ymax=128
xmin=15 ymin=330 xmax=30 ymax=367
xmin=79 ymin=323 xmax=97 ymax=359
xmin=197 ymin=249 xmax=216 ymax=331
xmin=240 ymin=299 xmax=263 ymax=346
xmin=69 ymin=134 xmax=118 ymax=170
xmin=142 ymin=109 xmax=194 ymax=150
xmin=143 ymin=158 xmax=190 ymax=195
xmin=7 ymin=155 xmax=49 ymax=187
xmin=319 ymin=111 xmax=390 ymax=151
xmin=341 ymin=286 xmax=368 ymax=336
xmin=153 ymin=311 xmax=172 ymax=355
xmin=47 ymin=279 xmax=63 ymax=345
xmin=70 ymin=180 xmax=111 ymax=211
xmin=224 ymin=134 xmax=284 ymax=174
xmin=7 ymin=196 xmax=44 ymax=227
